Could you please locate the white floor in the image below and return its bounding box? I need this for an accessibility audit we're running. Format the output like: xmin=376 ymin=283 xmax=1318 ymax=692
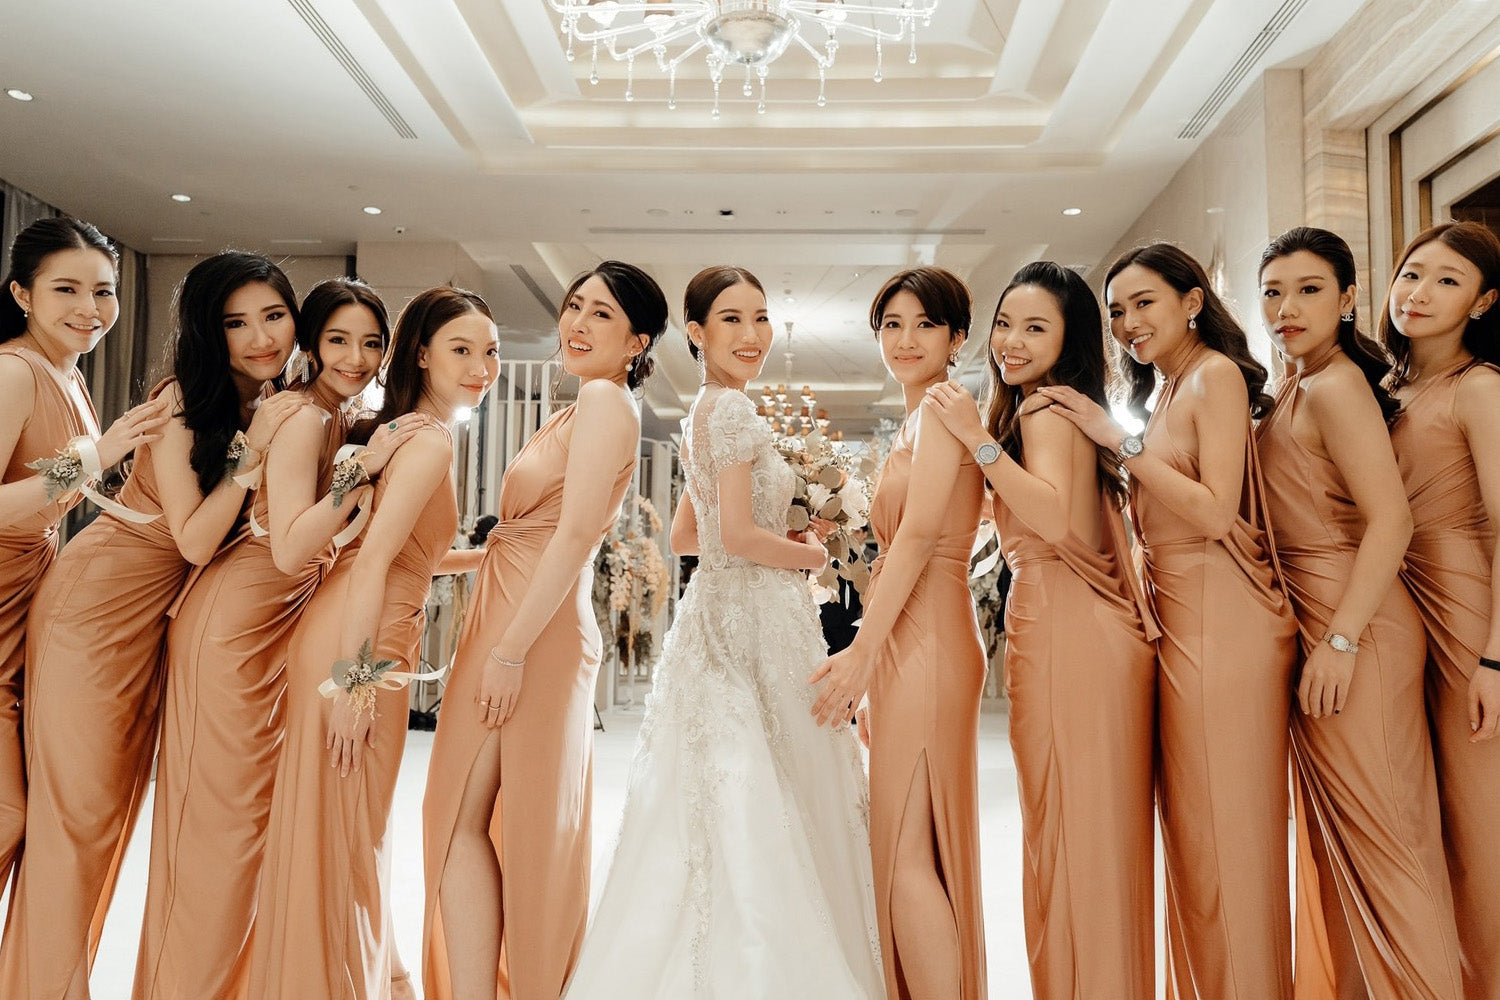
xmin=24 ymin=706 xmax=1162 ymax=999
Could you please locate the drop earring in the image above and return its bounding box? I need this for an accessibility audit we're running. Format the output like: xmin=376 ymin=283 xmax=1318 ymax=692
xmin=1187 ymin=315 xmax=1197 ymax=330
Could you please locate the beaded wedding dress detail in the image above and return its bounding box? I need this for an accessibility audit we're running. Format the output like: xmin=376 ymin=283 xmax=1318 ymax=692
xmin=562 ymin=387 xmax=882 ymax=999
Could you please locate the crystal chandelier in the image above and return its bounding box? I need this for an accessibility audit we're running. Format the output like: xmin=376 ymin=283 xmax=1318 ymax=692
xmin=757 ymin=383 xmax=833 ymax=439
xmin=547 ymin=0 xmax=941 ymax=115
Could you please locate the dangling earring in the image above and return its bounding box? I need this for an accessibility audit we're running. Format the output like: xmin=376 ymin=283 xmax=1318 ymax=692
xmin=1341 ymin=311 xmax=1354 ymax=322
xmin=1187 ymin=315 xmax=1197 ymax=330
xmin=298 ymin=353 xmax=312 ymax=384
xmin=947 ymin=353 xmax=959 ymax=366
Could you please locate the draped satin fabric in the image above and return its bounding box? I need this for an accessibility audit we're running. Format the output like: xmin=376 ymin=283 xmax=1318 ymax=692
xmin=135 ymin=391 xmax=351 ymax=1000
xmin=865 ymin=418 xmax=988 ymax=1000
xmin=0 ymin=381 xmax=226 ymax=998
xmin=1392 ymin=359 xmax=1500 ymax=1000
xmin=1133 ymin=354 xmax=1299 ymax=1000
xmin=422 ymin=405 xmax=634 ymax=1000
xmin=1259 ymin=360 xmax=1462 ymax=1000
xmin=0 ymin=344 xmax=98 ymax=891
xmin=996 ymin=482 xmax=1158 ymax=1000
xmin=249 ymin=422 xmax=459 ymax=999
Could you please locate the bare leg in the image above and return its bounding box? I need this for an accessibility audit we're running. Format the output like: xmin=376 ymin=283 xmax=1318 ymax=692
xmin=889 ymin=759 xmax=960 ymax=999
xmin=439 ymin=730 xmax=505 ymax=1000
xmin=389 ymin=910 xmax=416 ymax=1000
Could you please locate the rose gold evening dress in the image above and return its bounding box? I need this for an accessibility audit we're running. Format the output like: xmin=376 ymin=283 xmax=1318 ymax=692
xmin=0 ymin=344 xmax=99 ymax=891
xmin=1392 ymin=358 xmax=1500 ymax=1000
xmin=1260 ymin=358 xmax=1462 ymax=1000
xmin=422 ymin=404 xmax=632 ymax=1000
xmin=865 ymin=416 xmax=987 ymax=1000
xmin=1135 ymin=352 xmax=1299 ymax=1000
xmin=134 ymin=386 xmax=352 ymax=1000
xmin=249 ymin=423 xmax=458 ymax=999
xmin=996 ymin=472 xmax=1158 ymax=1000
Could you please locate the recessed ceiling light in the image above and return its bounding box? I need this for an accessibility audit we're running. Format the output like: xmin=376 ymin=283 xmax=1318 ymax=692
xmin=362 ymin=206 xmax=382 ymax=215
xmin=170 ymin=193 xmax=192 ymax=203
xmin=1061 ymin=207 xmax=1082 ymax=216
xmin=784 ymin=296 xmax=795 ymax=304
xmin=6 ymin=88 xmax=33 ymax=102
xmin=1206 ymin=206 xmax=1225 ymax=214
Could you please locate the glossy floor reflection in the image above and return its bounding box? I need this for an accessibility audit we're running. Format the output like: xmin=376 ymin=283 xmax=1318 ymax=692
xmin=30 ymin=706 xmax=1167 ymax=999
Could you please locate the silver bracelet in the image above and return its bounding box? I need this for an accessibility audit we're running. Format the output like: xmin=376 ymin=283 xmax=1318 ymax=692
xmin=489 ymin=650 xmax=525 ymax=669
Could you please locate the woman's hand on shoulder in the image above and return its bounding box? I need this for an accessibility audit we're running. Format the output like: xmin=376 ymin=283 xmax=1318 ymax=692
xmin=361 ymin=411 xmax=432 ymax=477
xmin=1034 ymin=384 xmax=1124 ymax=449
xmin=94 ymin=395 xmax=174 ymax=469
xmin=924 ymin=380 xmax=986 ymax=450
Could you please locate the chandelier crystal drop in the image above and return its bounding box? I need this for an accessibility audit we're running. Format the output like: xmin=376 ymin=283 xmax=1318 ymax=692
xmin=548 ymin=0 xmax=940 ymax=113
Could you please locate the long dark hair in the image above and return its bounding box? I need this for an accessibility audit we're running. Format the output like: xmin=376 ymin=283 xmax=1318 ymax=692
xmin=1106 ymin=243 xmax=1273 ymax=420
xmin=296 ymin=277 xmax=390 ymax=387
xmin=683 ymin=265 xmax=765 ymax=360
xmin=1 ymin=217 xmax=120 ymax=343
xmin=351 ymin=285 xmax=492 ymax=443
xmin=1260 ymin=227 xmax=1399 ymax=423
xmin=983 ymin=261 xmax=1125 ymax=506
xmin=869 ymin=266 xmax=972 ymax=345
xmin=559 ymin=261 xmax=668 ymax=389
xmin=171 ymin=252 xmax=298 ymax=495
xmin=1379 ymin=221 xmax=1500 ymax=384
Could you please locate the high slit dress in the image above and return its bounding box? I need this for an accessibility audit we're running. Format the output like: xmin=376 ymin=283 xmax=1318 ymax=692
xmin=134 ymin=388 xmax=351 ymax=1000
xmin=996 ymin=479 xmax=1158 ymax=1000
xmin=1259 ymin=358 xmax=1462 ymax=1000
xmin=421 ymin=404 xmax=633 ymax=1000
xmin=0 ymin=344 xmax=99 ymax=891
xmin=865 ymin=416 xmax=987 ymax=1000
xmin=249 ymin=422 xmax=457 ymax=999
xmin=1391 ymin=358 xmax=1500 ymax=1000
xmin=1136 ymin=353 xmax=1299 ymax=1000
xmin=0 ymin=380 xmax=241 ymax=998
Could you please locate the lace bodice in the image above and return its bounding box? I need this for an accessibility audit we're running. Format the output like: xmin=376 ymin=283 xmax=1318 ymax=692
xmin=684 ymin=388 xmax=795 ymax=571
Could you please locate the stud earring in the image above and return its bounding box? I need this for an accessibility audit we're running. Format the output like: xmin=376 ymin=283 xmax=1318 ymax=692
xmin=1472 ymin=311 xmax=1485 ymax=320
xmin=1341 ymin=312 xmax=1354 ymax=322
xmin=948 ymin=353 xmax=958 ymax=366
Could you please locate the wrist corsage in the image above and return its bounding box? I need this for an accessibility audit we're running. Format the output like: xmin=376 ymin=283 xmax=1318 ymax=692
xmin=329 ymin=639 xmax=399 ymax=723
xmin=26 ymin=435 xmax=103 ymax=500
xmin=330 ymin=451 xmax=370 ymax=509
xmin=224 ymin=431 xmax=262 ymax=487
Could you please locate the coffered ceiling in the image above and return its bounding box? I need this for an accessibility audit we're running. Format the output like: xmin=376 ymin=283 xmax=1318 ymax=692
xmin=0 ymin=0 xmax=1367 ymax=435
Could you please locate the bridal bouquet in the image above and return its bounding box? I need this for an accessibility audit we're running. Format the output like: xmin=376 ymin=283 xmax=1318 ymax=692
xmin=594 ymin=493 xmax=672 ymax=665
xmin=774 ymin=430 xmax=878 ymax=602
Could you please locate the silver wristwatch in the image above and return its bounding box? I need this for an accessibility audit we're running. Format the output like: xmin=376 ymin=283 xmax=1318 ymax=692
xmin=1119 ymin=434 xmax=1144 ymax=459
xmin=973 ymin=441 xmax=1001 ymax=466
xmin=1325 ymin=632 xmax=1359 ymax=654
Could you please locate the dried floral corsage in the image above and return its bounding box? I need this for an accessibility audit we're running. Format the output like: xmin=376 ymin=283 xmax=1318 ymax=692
xmin=329 ymin=453 xmax=370 ymax=509
xmin=223 ymin=430 xmax=257 ymax=486
xmin=328 ymin=638 xmax=399 ymax=723
xmin=26 ymin=435 xmax=103 ymax=501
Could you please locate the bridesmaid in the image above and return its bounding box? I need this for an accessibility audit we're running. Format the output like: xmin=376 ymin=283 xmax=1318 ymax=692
xmin=925 ymin=261 xmax=1158 ymax=999
xmin=1381 ymin=220 xmax=1500 ymax=1000
xmin=0 ymin=251 xmax=305 ymax=999
xmin=1258 ymin=226 xmax=1462 ymax=1000
xmin=0 ymin=218 xmax=170 ymax=892
xmin=135 ymin=278 xmax=420 ymax=1000
xmin=249 ymin=285 xmax=500 ymax=1000
xmin=812 ymin=266 xmax=987 ymax=1000
xmin=1040 ymin=243 xmax=1299 ymax=1000
xmin=422 ymin=261 xmax=665 ymax=1000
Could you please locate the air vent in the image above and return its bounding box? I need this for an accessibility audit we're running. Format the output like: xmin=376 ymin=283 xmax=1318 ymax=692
xmin=1177 ymin=0 xmax=1307 ymax=140
xmin=286 ymin=0 xmax=417 ymax=139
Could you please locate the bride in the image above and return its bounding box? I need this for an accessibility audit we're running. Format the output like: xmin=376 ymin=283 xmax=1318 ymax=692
xmin=563 ymin=266 xmax=884 ymax=998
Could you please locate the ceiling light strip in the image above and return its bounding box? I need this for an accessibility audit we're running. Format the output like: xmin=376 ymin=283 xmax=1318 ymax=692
xmin=1177 ymin=0 xmax=1308 ymax=140
xmin=285 ymin=0 xmax=418 ymax=139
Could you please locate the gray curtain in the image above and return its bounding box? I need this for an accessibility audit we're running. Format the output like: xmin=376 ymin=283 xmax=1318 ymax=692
xmin=0 ymin=182 xmax=61 ymax=279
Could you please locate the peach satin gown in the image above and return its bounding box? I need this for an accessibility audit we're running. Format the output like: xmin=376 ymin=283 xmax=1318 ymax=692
xmin=422 ymin=404 xmax=634 ymax=1000
xmin=0 ymin=345 xmax=98 ymax=890
xmin=1259 ymin=362 xmax=1462 ymax=1000
xmin=1135 ymin=354 xmax=1299 ymax=1000
xmin=0 ymin=382 xmax=220 ymax=998
xmin=1391 ymin=358 xmax=1500 ymax=1000
xmin=249 ymin=423 xmax=458 ymax=1000
xmin=865 ymin=419 xmax=987 ymax=1000
xmin=996 ymin=481 xmax=1158 ymax=1000
xmin=134 ymin=389 xmax=352 ymax=1000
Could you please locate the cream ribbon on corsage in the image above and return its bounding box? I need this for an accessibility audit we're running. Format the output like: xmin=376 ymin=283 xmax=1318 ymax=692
xmin=318 ymin=638 xmax=446 ymax=722
xmin=26 ymin=435 xmax=160 ymax=524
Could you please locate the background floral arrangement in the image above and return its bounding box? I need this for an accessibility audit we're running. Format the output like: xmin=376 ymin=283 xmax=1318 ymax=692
xmin=593 ymin=492 xmax=672 ymax=666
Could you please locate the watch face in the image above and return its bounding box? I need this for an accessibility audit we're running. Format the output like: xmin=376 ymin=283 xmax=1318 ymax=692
xmin=1328 ymin=633 xmax=1355 ymax=653
xmin=1120 ymin=435 xmax=1143 ymax=458
xmin=975 ymin=443 xmax=1000 ymax=466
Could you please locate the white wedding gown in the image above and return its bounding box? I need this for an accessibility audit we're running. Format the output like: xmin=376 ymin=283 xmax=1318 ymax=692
xmin=563 ymin=387 xmax=884 ymax=999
